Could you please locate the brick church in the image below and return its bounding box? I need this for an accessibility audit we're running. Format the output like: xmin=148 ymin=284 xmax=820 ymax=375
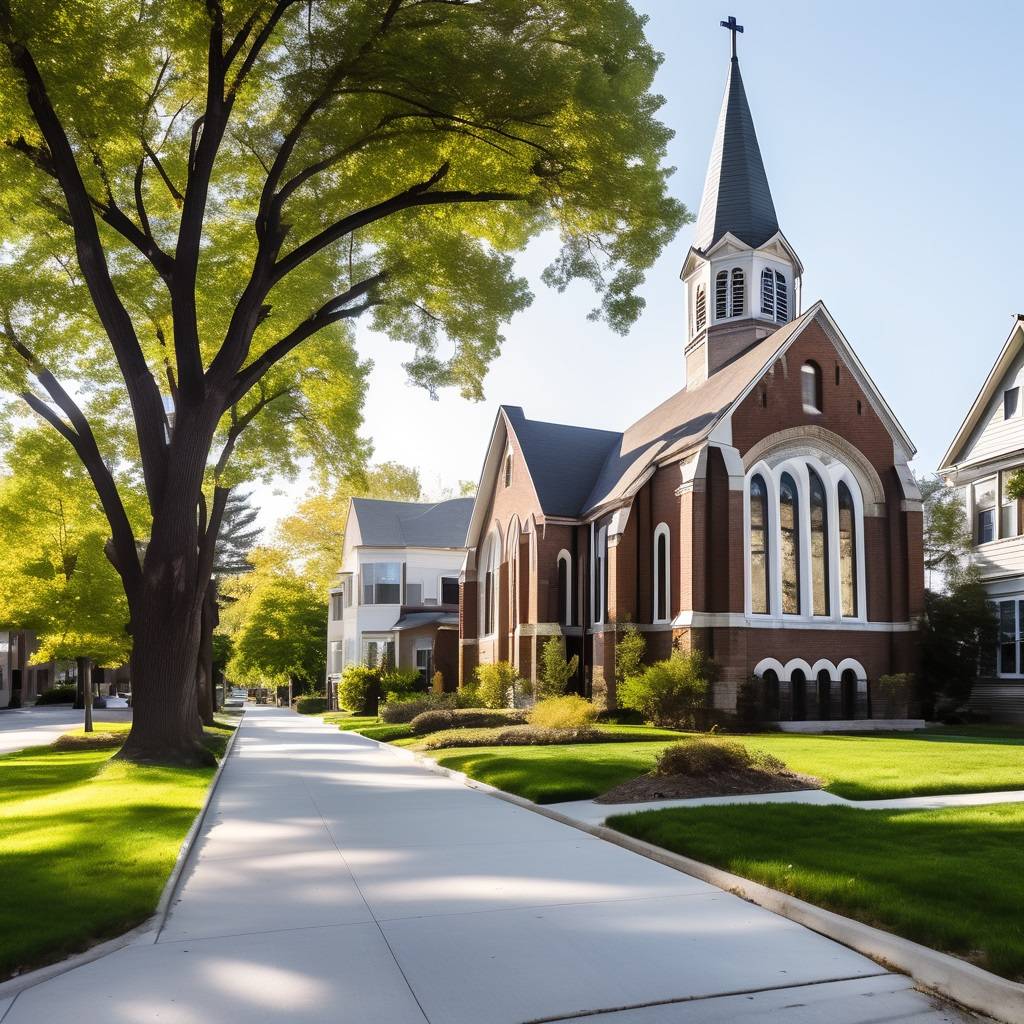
xmin=458 ymin=29 xmax=924 ymax=721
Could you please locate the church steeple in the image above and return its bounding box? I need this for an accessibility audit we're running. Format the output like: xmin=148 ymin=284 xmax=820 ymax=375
xmin=681 ymin=18 xmax=802 ymax=389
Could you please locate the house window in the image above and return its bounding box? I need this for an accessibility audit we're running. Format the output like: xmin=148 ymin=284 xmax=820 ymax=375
xmin=775 ymin=271 xmax=788 ymax=322
xmin=749 ymin=474 xmax=770 ymax=614
xmin=801 ymin=361 xmax=822 ymax=413
xmin=405 ymin=582 xmax=422 ymax=605
xmin=653 ymin=523 xmax=670 ymax=623
xmin=361 ymin=563 xmax=401 ymax=604
xmin=556 ymin=552 xmax=572 ymax=626
xmin=780 ymin=472 xmax=801 ymax=615
xmin=1005 ymin=387 xmax=1020 ymax=420
xmin=760 ymin=267 xmax=775 ymax=318
xmin=415 ymin=646 xmax=433 ymax=687
xmin=441 ymin=576 xmax=459 ymax=605
xmin=1001 ymin=471 xmax=1020 ymax=539
xmin=838 ymin=480 xmax=858 ymax=617
xmin=809 ymin=468 xmax=830 ymax=616
xmin=730 ymin=268 xmax=745 ymax=317
xmin=999 ymin=601 xmax=1018 ymax=675
xmin=695 ymin=284 xmax=707 ymax=333
xmin=330 ymin=592 xmax=343 ymax=619
xmin=975 ymin=478 xmax=996 ymax=544
xmin=364 ymin=637 xmax=395 ymax=670
xmin=715 ymin=270 xmax=728 ymax=319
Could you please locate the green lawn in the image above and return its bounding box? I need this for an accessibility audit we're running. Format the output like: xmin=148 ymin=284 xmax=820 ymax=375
xmin=321 ymin=713 xmax=414 ymax=742
xmin=0 ymin=723 xmax=231 ymax=979
xmin=427 ymin=730 xmax=1024 ymax=804
xmin=609 ymin=802 xmax=1024 ymax=980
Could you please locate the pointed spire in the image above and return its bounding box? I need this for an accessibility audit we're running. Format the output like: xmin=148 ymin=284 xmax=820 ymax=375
xmin=693 ymin=53 xmax=779 ymax=252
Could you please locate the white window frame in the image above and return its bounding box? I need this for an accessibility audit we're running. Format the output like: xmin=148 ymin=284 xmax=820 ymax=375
xmin=590 ymin=523 xmax=608 ymax=625
xmin=478 ymin=530 xmax=501 ymax=638
xmin=652 ymin=523 xmax=671 ymax=623
xmin=974 ymin=476 xmax=997 ymax=546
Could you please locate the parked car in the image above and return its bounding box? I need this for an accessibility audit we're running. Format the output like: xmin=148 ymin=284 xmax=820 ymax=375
xmin=224 ymin=689 xmax=247 ymax=708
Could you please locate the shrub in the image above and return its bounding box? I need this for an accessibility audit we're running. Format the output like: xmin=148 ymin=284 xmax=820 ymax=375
xmin=379 ymin=692 xmax=457 ymax=723
xmin=615 ymin=622 xmax=646 ymax=686
xmin=381 ymin=666 xmax=425 ymax=696
xmin=337 ymin=665 xmax=380 ymax=715
xmin=295 ymin=695 xmax=329 ymax=715
xmin=474 ymin=661 xmax=528 ymax=709
xmin=537 ymin=637 xmax=579 ymax=699
xmin=52 ymin=731 xmax=124 ymax=750
xmin=655 ymin=738 xmax=786 ymax=777
xmin=431 ymin=670 xmax=445 ymax=694
xmin=410 ymin=707 xmax=527 ymax=735
xmin=618 ymin=651 xmax=712 ymax=727
xmin=35 ymin=684 xmax=78 ymax=705
xmin=527 ymin=695 xmax=598 ymax=730
xmin=420 ymin=724 xmax=665 ymax=750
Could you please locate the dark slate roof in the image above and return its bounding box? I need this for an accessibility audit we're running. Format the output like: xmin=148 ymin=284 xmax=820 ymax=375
xmin=692 ymin=57 xmax=779 ymax=252
xmin=391 ymin=611 xmax=459 ymax=631
xmin=350 ymin=497 xmax=473 ymax=548
xmin=502 ymin=407 xmax=622 ymax=518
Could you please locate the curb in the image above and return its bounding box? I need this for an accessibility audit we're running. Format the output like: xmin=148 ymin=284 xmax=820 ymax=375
xmin=361 ymin=732 xmax=1024 ymax=1024
xmin=0 ymin=716 xmax=243 ymax=1004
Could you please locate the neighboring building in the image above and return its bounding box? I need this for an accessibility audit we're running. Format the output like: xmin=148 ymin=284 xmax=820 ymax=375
xmin=939 ymin=315 xmax=1024 ymax=722
xmin=458 ymin=34 xmax=924 ymax=721
xmin=327 ymin=497 xmax=473 ymax=691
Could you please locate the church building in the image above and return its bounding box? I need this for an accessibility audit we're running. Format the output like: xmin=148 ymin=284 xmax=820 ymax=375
xmin=458 ymin=28 xmax=924 ymax=720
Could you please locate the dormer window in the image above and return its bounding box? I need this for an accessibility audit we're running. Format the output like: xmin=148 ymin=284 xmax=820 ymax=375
xmin=775 ymin=271 xmax=788 ymax=323
xmin=801 ymin=361 xmax=822 ymax=413
xmin=695 ymin=285 xmax=707 ymax=333
xmin=503 ymin=451 xmax=512 ymax=487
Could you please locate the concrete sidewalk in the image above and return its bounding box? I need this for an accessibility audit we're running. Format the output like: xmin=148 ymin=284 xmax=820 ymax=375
xmin=1 ymin=707 xmax=981 ymax=1023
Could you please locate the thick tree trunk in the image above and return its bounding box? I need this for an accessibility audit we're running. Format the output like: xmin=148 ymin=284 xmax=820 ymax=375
xmin=196 ymin=580 xmax=218 ymax=727
xmin=77 ymin=656 xmax=93 ymax=733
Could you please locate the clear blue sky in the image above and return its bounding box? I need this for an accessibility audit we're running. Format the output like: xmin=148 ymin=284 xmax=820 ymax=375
xmin=262 ymin=0 xmax=1024 ymax=524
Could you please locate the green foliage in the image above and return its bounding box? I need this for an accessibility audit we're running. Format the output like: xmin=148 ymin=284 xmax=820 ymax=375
xmin=918 ymin=474 xmax=971 ymax=578
xmin=294 ymin=695 xmax=329 ymax=715
xmin=1005 ymin=469 xmax=1024 ymax=502
xmin=527 ymin=695 xmax=598 ymax=730
xmin=34 ymin=685 xmax=78 ymax=706
xmin=920 ymin=567 xmax=998 ymax=713
xmin=474 ymin=661 xmax=528 ymax=708
xmin=382 ymin=666 xmax=425 ymax=697
xmin=337 ymin=665 xmax=380 ymax=716
xmin=654 ymin=738 xmax=786 ymax=778
xmin=431 ymin=670 xmax=445 ymax=695
xmin=615 ymin=622 xmax=647 ymax=685
xmin=618 ymin=651 xmax=712 ymax=727
xmin=410 ymin=707 xmax=527 ymax=736
xmin=379 ymin=693 xmax=456 ymax=724
xmin=537 ymin=636 xmax=579 ymax=699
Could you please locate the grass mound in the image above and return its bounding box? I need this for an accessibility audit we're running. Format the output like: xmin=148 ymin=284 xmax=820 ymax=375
xmin=654 ymin=738 xmax=786 ymax=777
xmin=52 ymin=732 xmax=124 ymax=751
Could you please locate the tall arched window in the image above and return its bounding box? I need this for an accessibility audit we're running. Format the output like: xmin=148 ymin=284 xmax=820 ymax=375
xmin=838 ymin=481 xmax=858 ymax=617
xmin=779 ymin=472 xmax=801 ymax=614
xmin=760 ymin=267 xmax=775 ymax=318
xmin=695 ymin=285 xmax=707 ymax=333
xmin=801 ymin=361 xmax=822 ymax=413
xmin=749 ymin=474 xmax=770 ymax=614
xmin=730 ymin=268 xmax=745 ymax=317
xmin=592 ymin=525 xmax=608 ymax=624
xmin=480 ymin=531 xmax=501 ymax=636
xmin=556 ymin=551 xmax=571 ymax=626
xmin=503 ymin=451 xmax=513 ymax=487
xmin=775 ymin=271 xmax=788 ymax=322
xmin=715 ymin=270 xmax=728 ymax=319
xmin=653 ymin=523 xmax=670 ymax=622
xmin=809 ymin=468 xmax=830 ymax=616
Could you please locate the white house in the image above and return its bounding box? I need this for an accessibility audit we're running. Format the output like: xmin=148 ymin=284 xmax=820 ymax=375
xmin=940 ymin=314 xmax=1024 ymax=721
xmin=327 ymin=496 xmax=473 ymax=691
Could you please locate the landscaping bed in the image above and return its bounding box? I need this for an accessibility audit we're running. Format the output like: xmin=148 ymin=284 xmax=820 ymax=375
xmin=596 ymin=766 xmax=819 ymax=803
xmin=608 ymin=801 xmax=1024 ymax=981
xmin=0 ymin=722 xmax=233 ymax=979
xmin=321 ymin=712 xmax=414 ymax=742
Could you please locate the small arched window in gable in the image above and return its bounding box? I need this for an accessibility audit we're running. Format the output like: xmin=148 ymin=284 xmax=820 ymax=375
xmin=653 ymin=523 xmax=670 ymax=623
xmin=760 ymin=267 xmax=775 ymax=318
xmin=801 ymin=361 xmax=822 ymax=413
xmin=715 ymin=270 xmax=728 ymax=319
xmin=695 ymin=284 xmax=707 ymax=333
xmin=775 ymin=271 xmax=789 ymax=323
xmin=503 ymin=451 xmax=513 ymax=488
xmin=730 ymin=268 xmax=745 ymax=317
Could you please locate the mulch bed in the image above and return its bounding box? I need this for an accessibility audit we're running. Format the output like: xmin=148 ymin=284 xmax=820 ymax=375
xmin=596 ymin=767 xmax=823 ymax=804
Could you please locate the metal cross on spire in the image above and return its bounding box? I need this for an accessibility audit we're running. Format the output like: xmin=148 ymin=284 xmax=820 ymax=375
xmin=720 ymin=15 xmax=743 ymax=59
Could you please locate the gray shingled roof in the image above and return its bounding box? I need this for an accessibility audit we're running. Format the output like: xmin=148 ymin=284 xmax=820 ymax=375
xmin=350 ymin=497 xmax=473 ymax=548
xmin=692 ymin=57 xmax=779 ymax=252
xmin=502 ymin=407 xmax=622 ymax=518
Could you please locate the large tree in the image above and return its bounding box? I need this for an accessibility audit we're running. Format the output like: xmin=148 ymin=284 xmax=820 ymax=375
xmin=0 ymin=1 xmax=685 ymax=762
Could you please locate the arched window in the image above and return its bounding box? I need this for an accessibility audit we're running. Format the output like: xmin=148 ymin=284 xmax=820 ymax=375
xmin=480 ymin=531 xmax=501 ymax=636
xmin=730 ymin=268 xmax=745 ymax=317
xmin=809 ymin=468 xmax=830 ymax=616
xmin=790 ymin=668 xmax=807 ymax=721
xmin=749 ymin=474 xmax=770 ymax=614
xmin=556 ymin=551 xmax=572 ymax=626
xmin=775 ymin=271 xmax=788 ymax=322
xmin=653 ymin=523 xmax=670 ymax=622
xmin=715 ymin=270 xmax=728 ymax=319
xmin=503 ymin=451 xmax=513 ymax=487
xmin=838 ymin=481 xmax=858 ymax=617
xmin=760 ymin=267 xmax=775 ymax=318
xmin=695 ymin=285 xmax=707 ymax=333
xmin=592 ymin=525 xmax=608 ymax=624
xmin=801 ymin=361 xmax=822 ymax=413
xmin=779 ymin=471 xmax=801 ymax=614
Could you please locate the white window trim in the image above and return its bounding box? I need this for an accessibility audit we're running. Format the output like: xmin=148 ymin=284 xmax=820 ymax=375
xmin=652 ymin=523 xmax=671 ymax=623
xmin=743 ymin=456 xmax=867 ymax=625
xmin=590 ymin=522 xmax=608 ymax=625
xmin=556 ymin=549 xmax=572 ymax=626
xmin=478 ymin=529 xmax=501 ymax=638
xmin=994 ymin=596 xmax=1024 ymax=678
xmin=973 ymin=476 xmax=998 ymax=546
xmin=801 ymin=362 xmax=822 ymax=415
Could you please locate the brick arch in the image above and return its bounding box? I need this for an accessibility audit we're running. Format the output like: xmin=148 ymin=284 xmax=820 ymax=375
xmin=741 ymin=425 xmax=886 ymax=515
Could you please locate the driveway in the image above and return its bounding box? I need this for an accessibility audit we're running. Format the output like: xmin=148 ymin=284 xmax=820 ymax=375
xmin=0 ymin=706 xmax=979 ymax=1023
xmin=0 ymin=705 xmax=133 ymax=756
